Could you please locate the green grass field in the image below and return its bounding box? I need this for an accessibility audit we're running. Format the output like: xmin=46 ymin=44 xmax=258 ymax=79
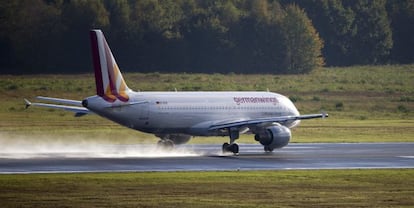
xmin=0 ymin=170 xmax=413 ymax=208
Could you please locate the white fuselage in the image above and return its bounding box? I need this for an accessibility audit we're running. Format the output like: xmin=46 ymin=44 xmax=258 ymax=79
xmin=84 ymin=91 xmax=300 ymax=137
xmin=27 ymin=30 xmax=327 ymax=153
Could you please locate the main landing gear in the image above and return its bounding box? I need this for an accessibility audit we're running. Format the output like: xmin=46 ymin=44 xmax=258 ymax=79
xmin=222 ymin=127 xmax=239 ymax=154
xmin=222 ymin=142 xmax=239 ymax=154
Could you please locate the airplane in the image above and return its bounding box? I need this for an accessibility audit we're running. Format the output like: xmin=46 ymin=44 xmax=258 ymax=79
xmin=25 ymin=29 xmax=328 ymax=154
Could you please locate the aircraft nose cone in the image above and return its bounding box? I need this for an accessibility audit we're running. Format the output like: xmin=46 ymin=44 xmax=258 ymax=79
xmin=82 ymin=99 xmax=88 ymax=108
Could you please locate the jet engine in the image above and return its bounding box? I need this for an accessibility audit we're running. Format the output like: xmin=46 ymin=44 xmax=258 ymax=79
xmin=254 ymin=125 xmax=291 ymax=152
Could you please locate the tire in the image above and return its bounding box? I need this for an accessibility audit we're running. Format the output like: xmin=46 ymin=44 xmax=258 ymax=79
xmin=264 ymin=146 xmax=274 ymax=152
xmin=222 ymin=143 xmax=230 ymax=153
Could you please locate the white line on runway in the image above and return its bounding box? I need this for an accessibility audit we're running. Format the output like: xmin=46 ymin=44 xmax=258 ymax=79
xmin=398 ymin=156 xmax=414 ymax=159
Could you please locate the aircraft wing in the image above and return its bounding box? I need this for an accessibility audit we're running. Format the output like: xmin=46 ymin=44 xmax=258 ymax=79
xmin=208 ymin=113 xmax=328 ymax=130
xmin=24 ymin=97 xmax=90 ymax=117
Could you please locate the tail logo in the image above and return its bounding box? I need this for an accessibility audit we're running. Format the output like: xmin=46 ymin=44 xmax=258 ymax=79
xmin=90 ymin=30 xmax=130 ymax=103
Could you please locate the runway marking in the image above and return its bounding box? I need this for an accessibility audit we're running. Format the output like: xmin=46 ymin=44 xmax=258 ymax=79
xmin=398 ymin=156 xmax=414 ymax=159
xmin=282 ymin=166 xmax=414 ymax=170
xmin=285 ymin=146 xmax=318 ymax=149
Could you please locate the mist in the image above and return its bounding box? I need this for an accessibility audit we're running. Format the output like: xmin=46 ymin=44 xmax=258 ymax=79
xmin=0 ymin=134 xmax=202 ymax=159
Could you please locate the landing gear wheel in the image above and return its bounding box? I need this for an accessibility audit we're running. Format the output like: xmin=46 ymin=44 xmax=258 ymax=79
xmin=264 ymin=146 xmax=274 ymax=153
xmin=230 ymin=143 xmax=239 ymax=154
xmin=222 ymin=143 xmax=230 ymax=152
xmin=157 ymin=139 xmax=174 ymax=150
xmin=222 ymin=143 xmax=239 ymax=154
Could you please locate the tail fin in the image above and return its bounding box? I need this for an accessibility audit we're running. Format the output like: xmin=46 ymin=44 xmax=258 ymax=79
xmin=90 ymin=29 xmax=130 ymax=102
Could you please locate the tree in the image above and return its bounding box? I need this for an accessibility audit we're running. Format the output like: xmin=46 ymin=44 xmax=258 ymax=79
xmin=318 ymin=0 xmax=356 ymax=66
xmin=230 ymin=0 xmax=286 ymax=73
xmin=280 ymin=4 xmax=324 ymax=73
xmin=3 ymin=0 xmax=412 ymax=74
xmin=387 ymin=0 xmax=414 ymax=64
xmin=286 ymin=0 xmax=356 ymax=66
xmin=0 ymin=0 xmax=63 ymax=73
xmin=283 ymin=0 xmax=393 ymax=66
xmin=179 ymin=0 xmax=242 ymax=73
xmin=60 ymin=0 xmax=110 ymax=72
xmin=346 ymin=0 xmax=393 ymax=65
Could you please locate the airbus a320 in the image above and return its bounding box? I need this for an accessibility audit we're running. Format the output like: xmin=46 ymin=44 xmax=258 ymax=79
xmin=25 ymin=30 xmax=328 ymax=154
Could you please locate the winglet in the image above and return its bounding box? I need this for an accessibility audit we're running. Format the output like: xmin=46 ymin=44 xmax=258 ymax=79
xmin=24 ymin=99 xmax=31 ymax=109
xmin=321 ymin=111 xmax=328 ymax=119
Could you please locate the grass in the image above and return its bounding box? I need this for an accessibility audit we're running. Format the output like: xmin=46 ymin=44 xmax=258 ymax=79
xmin=0 ymin=169 xmax=413 ymax=207
xmin=0 ymin=65 xmax=413 ymax=144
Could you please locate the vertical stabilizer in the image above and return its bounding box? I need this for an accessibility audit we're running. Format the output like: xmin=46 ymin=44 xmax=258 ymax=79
xmin=90 ymin=29 xmax=130 ymax=102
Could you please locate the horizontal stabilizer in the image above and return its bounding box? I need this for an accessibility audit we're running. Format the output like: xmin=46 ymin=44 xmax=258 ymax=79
xmin=24 ymin=98 xmax=91 ymax=117
xmin=36 ymin=96 xmax=83 ymax=106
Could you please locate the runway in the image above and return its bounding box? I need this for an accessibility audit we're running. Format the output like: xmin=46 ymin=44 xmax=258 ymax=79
xmin=0 ymin=143 xmax=413 ymax=173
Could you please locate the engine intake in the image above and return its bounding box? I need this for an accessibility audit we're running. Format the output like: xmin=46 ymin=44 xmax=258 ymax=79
xmin=254 ymin=125 xmax=291 ymax=150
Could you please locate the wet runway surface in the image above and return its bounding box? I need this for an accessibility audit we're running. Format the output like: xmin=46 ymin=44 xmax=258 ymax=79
xmin=0 ymin=143 xmax=413 ymax=173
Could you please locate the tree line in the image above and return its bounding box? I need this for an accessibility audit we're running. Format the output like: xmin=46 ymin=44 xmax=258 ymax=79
xmin=0 ymin=0 xmax=413 ymax=74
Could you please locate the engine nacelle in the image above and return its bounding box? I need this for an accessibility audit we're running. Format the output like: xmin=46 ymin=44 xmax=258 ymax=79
xmin=164 ymin=134 xmax=192 ymax=145
xmin=254 ymin=125 xmax=291 ymax=150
